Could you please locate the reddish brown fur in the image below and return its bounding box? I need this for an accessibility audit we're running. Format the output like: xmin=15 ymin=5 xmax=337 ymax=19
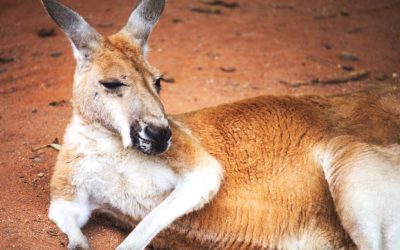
xmin=137 ymin=86 xmax=398 ymax=249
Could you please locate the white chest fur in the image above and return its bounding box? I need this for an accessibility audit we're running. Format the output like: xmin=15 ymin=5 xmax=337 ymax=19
xmin=50 ymin=115 xmax=223 ymax=250
xmin=65 ymin=116 xmax=179 ymax=220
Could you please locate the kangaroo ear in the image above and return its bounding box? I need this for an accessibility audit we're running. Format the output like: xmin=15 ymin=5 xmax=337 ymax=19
xmin=120 ymin=0 xmax=165 ymax=53
xmin=41 ymin=0 xmax=102 ymax=60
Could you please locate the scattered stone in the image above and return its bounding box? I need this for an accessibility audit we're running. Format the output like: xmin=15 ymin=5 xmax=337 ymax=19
xmin=0 ymin=57 xmax=16 ymax=64
xmin=172 ymin=18 xmax=182 ymax=23
xmin=270 ymin=3 xmax=294 ymax=10
xmin=190 ymin=6 xmax=222 ymax=14
xmin=201 ymin=0 xmax=239 ymax=9
xmin=0 ymin=67 xmax=6 ymax=74
xmin=348 ymin=27 xmax=362 ymax=34
xmin=31 ymin=52 xmax=42 ymax=57
xmin=324 ymin=44 xmax=333 ymax=50
xmin=97 ymin=22 xmax=114 ymax=28
xmin=32 ymin=157 xmax=44 ymax=163
xmin=316 ymin=69 xmax=369 ymax=84
xmin=48 ymin=100 xmax=67 ymax=107
xmin=37 ymin=28 xmax=56 ymax=38
xmin=279 ymin=69 xmax=369 ymax=87
xmin=47 ymin=228 xmax=58 ymax=237
xmin=340 ymin=10 xmax=350 ymax=17
xmin=220 ymin=66 xmax=236 ymax=73
xmin=38 ymin=172 xmax=45 ymax=177
xmin=313 ymin=14 xmax=336 ymax=20
xmin=230 ymin=81 xmax=239 ymax=87
xmin=376 ymin=73 xmax=389 ymax=81
xmin=50 ymin=52 xmax=62 ymax=58
xmin=393 ymin=73 xmax=398 ymax=78
xmin=338 ymin=52 xmax=359 ymax=62
xmin=31 ymin=108 xmax=38 ymax=113
xmin=337 ymin=64 xmax=354 ymax=71
xmin=206 ymin=51 xmax=220 ymax=59
xmin=251 ymin=85 xmax=260 ymax=90
xmin=31 ymin=178 xmax=38 ymax=186
xmin=197 ymin=66 xmax=203 ymax=71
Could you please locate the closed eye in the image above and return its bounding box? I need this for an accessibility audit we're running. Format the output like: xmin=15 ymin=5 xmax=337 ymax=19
xmin=99 ymin=80 xmax=126 ymax=90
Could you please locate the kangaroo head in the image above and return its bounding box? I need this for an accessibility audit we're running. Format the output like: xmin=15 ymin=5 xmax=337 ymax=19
xmin=42 ymin=0 xmax=171 ymax=155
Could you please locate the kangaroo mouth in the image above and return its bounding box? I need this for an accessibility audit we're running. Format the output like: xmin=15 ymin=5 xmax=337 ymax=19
xmin=130 ymin=128 xmax=170 ymax=155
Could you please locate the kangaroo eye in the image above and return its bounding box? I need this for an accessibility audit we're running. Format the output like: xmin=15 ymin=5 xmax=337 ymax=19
xmin=154 ymin=78 xmax=161 ymax=93
xmin=99 ymin=80 xmax=126 ymax=90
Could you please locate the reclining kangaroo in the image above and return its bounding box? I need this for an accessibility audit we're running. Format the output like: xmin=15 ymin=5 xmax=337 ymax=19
xmin=42 ymin=0 xmax=400 ymax=249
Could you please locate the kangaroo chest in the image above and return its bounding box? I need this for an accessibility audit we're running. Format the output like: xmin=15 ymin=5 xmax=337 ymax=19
xmin=72 ymin=153 xmax=179 ymax=220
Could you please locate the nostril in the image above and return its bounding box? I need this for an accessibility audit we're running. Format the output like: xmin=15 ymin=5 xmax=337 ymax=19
xmin=163 ymin=127 xmax=172 ymax=142
xmin=145 ymin=125 xmax=172 ymax=143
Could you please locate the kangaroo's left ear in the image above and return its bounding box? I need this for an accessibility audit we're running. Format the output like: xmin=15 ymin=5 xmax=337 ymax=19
xmin=41 ymin=0 xmax=102 ymax=61
xmin=119 ymin=0 xmax=166 ymax=54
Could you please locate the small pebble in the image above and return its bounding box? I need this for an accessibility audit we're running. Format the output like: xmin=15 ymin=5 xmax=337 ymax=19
xmin=172 ymin=18 xmax=182 ymax=23
xmin=38 ymin=172 xmax=45 ymax=177
xmin=31 ymin=108 xmax=38 ymax=113
xmin=37 ymin=28 xmax=56 ymax=38
xmin=0 ymin=57 xmax=15 ymax=64
xmin=348 ymin=27 xmax=362 ymax=34
xmin=31 ymin=52 xmax=42 ymax=57
xmin=48 ymin=100 xmax=67 ymax=107
xmin=0 ymin=67 xmax=6 ymax=74
xmin=376 ymin=74 xmax=390 ymax=81
xmin=338 ymin=64 xmax=354 ymax=71
xmin=393 ymin=73 xmax=398 ymax=78
xmin=338 ymin=52 xmax=359 ymax=62
xmin=32 ymin=157 xmax=44 ymax=163
xmin=47 ymin=228 xmax=58 ymax=237
xmin=220 ymin=66 xmax=236 ymax=73
xmin=50 ymin=52 xmax=62 ymax=58
xmin=190 ymin=6 xmax=222 ymax=15
xmin=340 ymin=10 xmax=350 ymax=16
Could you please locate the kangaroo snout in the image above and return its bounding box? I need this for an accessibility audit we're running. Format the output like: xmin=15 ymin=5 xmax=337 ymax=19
xmin=144 ymin=124 xmax=172 ymax=144
xmin=130 ymin=122 xmax=172 ymax=155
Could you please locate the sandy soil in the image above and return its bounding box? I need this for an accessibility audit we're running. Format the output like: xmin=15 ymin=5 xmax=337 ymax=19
xmin=0 ymin=0 xmax=399 ymax=249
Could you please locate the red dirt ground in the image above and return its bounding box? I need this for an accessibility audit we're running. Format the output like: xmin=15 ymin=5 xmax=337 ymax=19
xmin=0 ymin=0 xmax=399 ymax=249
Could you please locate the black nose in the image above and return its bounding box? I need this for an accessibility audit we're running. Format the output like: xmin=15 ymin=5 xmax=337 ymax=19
xmin=144 ymin=125 xmax=172 ymax=143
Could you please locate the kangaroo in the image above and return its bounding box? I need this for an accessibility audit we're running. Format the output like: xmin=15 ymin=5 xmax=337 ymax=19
xmin=42 ymin=0 xmax=400 ymax=249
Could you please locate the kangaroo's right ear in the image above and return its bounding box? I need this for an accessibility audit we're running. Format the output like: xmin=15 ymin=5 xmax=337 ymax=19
xmin=119 ymin=0 xmax=165 ymax=55
xmin=41 ymin=0 xmax=102 ymax=61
